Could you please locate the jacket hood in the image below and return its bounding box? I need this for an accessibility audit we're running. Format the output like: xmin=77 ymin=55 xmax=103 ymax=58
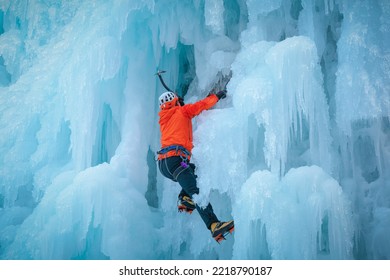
xmin=158 ymin=106 xmax=179 ymax=125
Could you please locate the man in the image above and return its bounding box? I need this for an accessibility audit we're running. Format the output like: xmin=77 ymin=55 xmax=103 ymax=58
xmin=157 ymin=90 xmax=234 ymax=243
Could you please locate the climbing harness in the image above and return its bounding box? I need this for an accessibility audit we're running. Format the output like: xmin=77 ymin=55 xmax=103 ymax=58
xmin=157 ymin=145 xmax=191 ymax=160
xmin=157 ymin=145 xmax=192 ymax=181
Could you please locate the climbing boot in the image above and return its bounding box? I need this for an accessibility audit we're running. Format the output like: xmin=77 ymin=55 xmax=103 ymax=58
xmin=178 ymin=195 xmax=196 ymax=214
xmin=210 ymin=220 xmax=234 ymax=243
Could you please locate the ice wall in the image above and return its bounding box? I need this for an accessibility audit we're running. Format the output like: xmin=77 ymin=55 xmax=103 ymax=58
xmin=0 ymin=0 xmax=160 ymax=259
xmin=335 ymin=0 xmax=390 ymax=259
xmin=233 ymin=166 xmax=353 ymax=259
xmin=0 ymin=0 xmax=389 ymax=260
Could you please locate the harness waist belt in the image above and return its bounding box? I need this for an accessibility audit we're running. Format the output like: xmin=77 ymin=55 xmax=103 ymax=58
xmin=157 ymin=145 xmax=191 ymax=157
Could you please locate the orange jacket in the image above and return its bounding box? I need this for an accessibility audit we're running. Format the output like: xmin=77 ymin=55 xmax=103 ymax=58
xmin=158 ymin=94 xmax=219 ymax=160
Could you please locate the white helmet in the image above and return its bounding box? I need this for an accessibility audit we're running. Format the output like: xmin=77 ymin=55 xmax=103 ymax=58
xmin=159 ymin=91 xmax=178 ymax=108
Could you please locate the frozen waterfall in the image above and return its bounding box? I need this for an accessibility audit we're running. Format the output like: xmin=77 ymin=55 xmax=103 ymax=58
xmin=0 ymin=0 xmax=389 ymax=260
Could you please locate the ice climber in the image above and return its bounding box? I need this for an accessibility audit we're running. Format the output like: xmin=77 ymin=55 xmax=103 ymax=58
xmin=157 ymin=90 xmax=234 ymax=243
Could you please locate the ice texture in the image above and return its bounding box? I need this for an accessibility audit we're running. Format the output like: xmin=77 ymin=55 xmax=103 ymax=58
xmin=0 ymin=0 xmax=389 ymax=259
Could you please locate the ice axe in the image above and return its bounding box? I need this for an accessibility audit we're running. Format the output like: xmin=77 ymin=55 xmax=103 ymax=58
xmin=155 ymin=70 xmax=174 ymax=92
xmin=156 ymin=70 xmax=185 ymax=105
xmin=211 ymin=70 xmax=232 ymax=93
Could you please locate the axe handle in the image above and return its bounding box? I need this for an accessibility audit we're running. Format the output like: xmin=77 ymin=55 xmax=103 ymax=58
xmin=157 ymin=72 xmax=174 ymax=92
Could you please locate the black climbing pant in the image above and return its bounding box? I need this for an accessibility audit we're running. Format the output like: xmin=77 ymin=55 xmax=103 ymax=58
xmin=158 ymin=156 xmax=219 ymax=229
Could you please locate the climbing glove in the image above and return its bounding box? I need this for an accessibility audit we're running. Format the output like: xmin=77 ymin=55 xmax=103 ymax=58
xmin=216 ymin=89 xmax=227 ymax=100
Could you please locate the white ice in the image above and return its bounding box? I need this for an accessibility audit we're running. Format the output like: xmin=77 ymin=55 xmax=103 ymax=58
xmin=0 ymin=0 xmax=389 ymax=260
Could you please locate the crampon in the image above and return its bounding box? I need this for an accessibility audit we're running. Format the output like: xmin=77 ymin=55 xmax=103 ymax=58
xmin=211 ymin=221 xmax=234 ymax=243
xmin=177 ymin=195 xmax=196 ymax=214
xmin=178 ymin=204 xmax=194 ymax=214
